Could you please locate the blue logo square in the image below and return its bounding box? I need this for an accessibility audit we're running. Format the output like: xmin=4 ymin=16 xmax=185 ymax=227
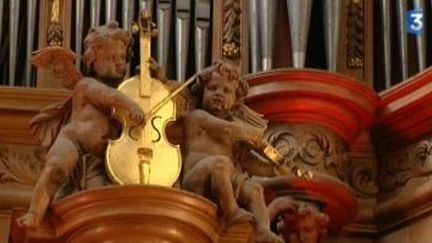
xmin=407 ymin=9 xmax=424 ymax=35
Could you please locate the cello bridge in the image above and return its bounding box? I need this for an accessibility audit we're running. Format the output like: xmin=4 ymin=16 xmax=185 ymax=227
xmin=137 ymin=147 xmax=153 ymax=159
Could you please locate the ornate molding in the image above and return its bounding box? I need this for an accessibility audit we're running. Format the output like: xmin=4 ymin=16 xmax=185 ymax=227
xmin=378 ymin=138 xmax=432 ymax=192
xmin=0 ymin=87 xmax=69 ymax=145
xmin=47 ymin=0 xmax=64 ymax=46
xmin=266 ymin=124 xmax=346 ymax=180
xmin=212 ymin=0 xmax=248 ymax=73
xmin=39 ymin=0 xmax=71 ymax=48
xmin=345 ymin=153 xmax=378 ymax=198
xmin=244 ymin=69 xmax=379 ymax=144
xmin=374 ymin=68 xmax=432 ymax=146
xmin=0 ymin=145 xmax=43 ymax=186
xmin=10 ymin=186 xmax=221 ymax=242
xmin=222 ymin=0 xmax=241 ymax=59
xmin=375 ymin=179 xmax=432 ymax=231
xmin=346 ymin=0 xmax=364 ymax=68
xmin=37 ymin=0 xmax=72 ymax=88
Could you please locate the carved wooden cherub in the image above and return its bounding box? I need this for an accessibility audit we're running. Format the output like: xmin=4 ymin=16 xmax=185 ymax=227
xmin=17 ymin=27 xmax=145 ymax=228
xmin=29 ymin=22 xmax=135 ymax=196
xmin=181 ymin=61 xmax=283 ymax=242
xmin=269 ymin=197 xmax=329 ymax=243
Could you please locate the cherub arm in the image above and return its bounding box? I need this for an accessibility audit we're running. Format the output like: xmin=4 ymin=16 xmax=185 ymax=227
xmin=187 ymin=109 xmax=266 ymax=148
xmin=76 ymin=78 xmax=144 ymax=123
xmin=238 ymin=149 xmax=279 ymax=177
xmin=267 ymin=196 xmax=298 ymax=222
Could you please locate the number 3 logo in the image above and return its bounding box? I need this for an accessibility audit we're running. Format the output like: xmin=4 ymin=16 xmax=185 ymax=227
xmin=407 ymin=9 xmax=423 ymax=35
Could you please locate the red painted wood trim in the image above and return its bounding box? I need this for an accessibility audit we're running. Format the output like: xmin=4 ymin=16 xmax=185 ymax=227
xmin=244 ymin=69 xmax=379 ymax=144
xmin=375 ymin=68 xmax=432 ymax=142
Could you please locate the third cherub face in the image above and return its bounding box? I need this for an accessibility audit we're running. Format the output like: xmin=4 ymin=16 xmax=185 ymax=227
xmin=202 ymin=72 xmax=238 ymax=118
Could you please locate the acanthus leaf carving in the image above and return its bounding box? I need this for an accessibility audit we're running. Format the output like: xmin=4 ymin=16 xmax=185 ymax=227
xmin=299 ymin=133 xmax=331 ymax=166
xmin=269 ymin=131 xmax=298 ymax=164
xmin=267 ymin=124 xmax=346 ymax=180
xmin=222 ymin=0 xmax=241 ymax=59
xmin=0 ymin=146 xmax=43 ymax=185
xmin=346 ymin=154 xmax=378 ymax=198
xmin=379 ymin=139 xmax=432 ymax=192
xmin=410 ymin=141 xmax=432 ymax=176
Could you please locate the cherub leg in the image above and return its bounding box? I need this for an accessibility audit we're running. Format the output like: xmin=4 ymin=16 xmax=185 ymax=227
xmin=17 ymin=137 xmax=79 ymax=228
xmin=239 ymin=180 xmax=283 ymax=243
xmin=182 ymin=155 xmax=254 ymax=226
xmin=83 ymin=155 xmax=109 ymax=189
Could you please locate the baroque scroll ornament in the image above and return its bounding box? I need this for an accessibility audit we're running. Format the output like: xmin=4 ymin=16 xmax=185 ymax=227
xmin=266 ymin=124 xmax=347 ymax=179
xmin=379 ymin=139 xmax=432 ymax=192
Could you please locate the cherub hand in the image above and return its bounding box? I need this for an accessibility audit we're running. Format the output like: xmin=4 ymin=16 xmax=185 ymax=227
xmin=271 ymin=196 xmax=299 ymax=214
xmin=148 ymin=57 xmax=159 ymax=71
xmin=262 ymin=143 xmax=284 ymax=164
xmin=128 ymin=106 xmax=145 ymax=125
xmin=147 ymin=57 xmax=167 ymax=82
xmin=268 ymin=196 xmax=299 ymax=223
xmin=275 ymin=164 xmax=291 ymax=175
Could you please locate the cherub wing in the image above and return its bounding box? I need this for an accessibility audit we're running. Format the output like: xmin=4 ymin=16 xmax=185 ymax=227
xmin=29 ymin=46 xmax=80 ymax=148
xmin=32 ymin=46 xmax=82 ymax=84
xmin=30 ymin=97 xmax=73 ymax=148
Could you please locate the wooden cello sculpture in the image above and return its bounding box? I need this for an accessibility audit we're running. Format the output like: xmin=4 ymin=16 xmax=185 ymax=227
xmin=106 ymin=11 xmax=180 ymax=186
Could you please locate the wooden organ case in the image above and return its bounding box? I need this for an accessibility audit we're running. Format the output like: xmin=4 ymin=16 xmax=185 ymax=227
xmin=2 ymin=1 xmax=432 ymax=242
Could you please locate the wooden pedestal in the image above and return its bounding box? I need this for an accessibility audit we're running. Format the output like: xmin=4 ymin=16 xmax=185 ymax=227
xmin=10 ymin=185 xmax=222 ymax=243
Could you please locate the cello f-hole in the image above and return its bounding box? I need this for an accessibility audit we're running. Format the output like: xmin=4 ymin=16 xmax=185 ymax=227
xmin=128 ymin=124 xmax=140 ymax=141
xmin=151 ymin=115 xmax=162 ymax=142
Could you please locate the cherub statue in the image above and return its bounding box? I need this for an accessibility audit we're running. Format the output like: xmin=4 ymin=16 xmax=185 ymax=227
xmin=17 ymin=23 xmax=145 ymax=228
xmin=181 ymin=60 xmax=284 ymax=242
xmin=269 ymin=197 xmax=329 ymax=243
xmin=30 ymin=22 xmax=135 ymax=196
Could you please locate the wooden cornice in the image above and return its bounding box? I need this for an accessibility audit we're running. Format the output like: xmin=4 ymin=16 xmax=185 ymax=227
xmin=10 ymin=186 xmax=220 ymax=243
xmin=374 ymin=67 xmax=432 ymax=145
xmin=375 ymin=180 xmax=432 ymax=232
xmin=244 ymin=69 xmax=379 ymax=144
xmin=0 ymin=87 xmax=69 ymax=145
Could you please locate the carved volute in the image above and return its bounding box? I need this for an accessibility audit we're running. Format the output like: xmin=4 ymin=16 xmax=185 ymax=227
xmin=244 ymin=69 xmax=379 ymax=236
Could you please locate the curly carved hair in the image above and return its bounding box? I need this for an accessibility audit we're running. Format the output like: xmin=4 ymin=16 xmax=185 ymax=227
xmin=280 ymin=203 xmax=330 ymax=242
xmin=191 ymin=60 xmax=248 ymax=107
xmin=82 ymin=21 xmax=132 ymax=72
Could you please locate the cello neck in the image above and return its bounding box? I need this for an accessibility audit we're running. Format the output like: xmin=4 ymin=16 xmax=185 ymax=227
xmin=139 ymin=10 xmax=155 ymax=98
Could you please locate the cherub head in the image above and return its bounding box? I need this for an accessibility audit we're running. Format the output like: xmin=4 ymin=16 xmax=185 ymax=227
xmin=279 ymin=203 xmax=329 ymax=243
xmin=83 ymin=21 xmax=132 ymax=85
xmin=191 ymin=60 xmax=247 ymax=118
